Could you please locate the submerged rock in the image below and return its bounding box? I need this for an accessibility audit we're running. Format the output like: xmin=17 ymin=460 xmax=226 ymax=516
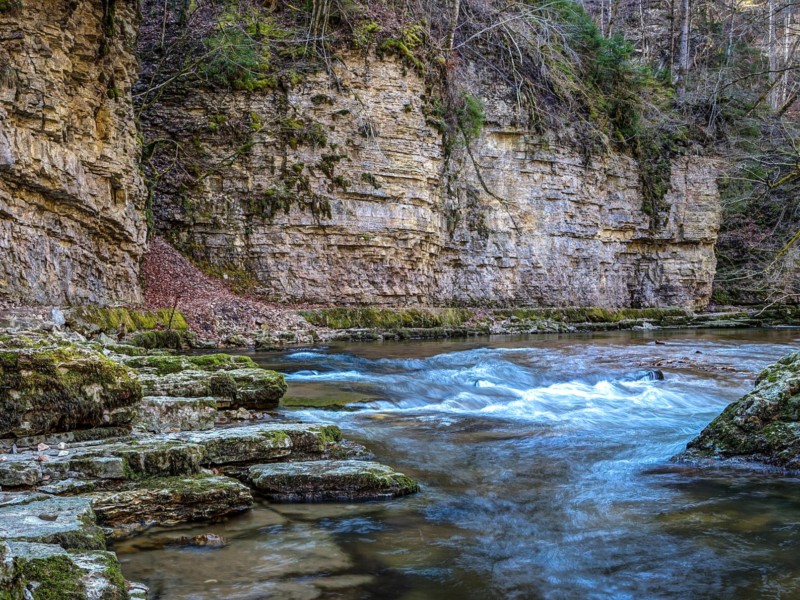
xmin=91 ymin=475 xmax=253 ymax=538
xmin=621 ymin=369 xmax=665 ymax=382
xmin=0 ymin=345 xmax=141 ymax=439
xmin=248 ymin=460 xmax=420 ymax=502
xmin=676 ymin=350 xmax=800 ymax=469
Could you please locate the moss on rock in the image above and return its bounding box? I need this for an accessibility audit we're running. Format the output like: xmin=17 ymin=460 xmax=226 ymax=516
xmin=90 ymin=475 xmax=253 ymax=538
xmin=122 ymin=353 xmax=256 ymax=376
xmin=137 ymin=368 xmax=286 ymax=410
xmin=247 ymin=459 xmax=419 ymax=502
xmin=67 ymin=306 xmax=188 ymax=335
xmin=677 ymin=350 xmax=800 ymax=469
xmin=0 ymin=345 xmax=141 ymax=439
xmin=0 ymin=542 xmax=128 ymax=600
xmin=129 ymin=330 xmax=189 ymax=350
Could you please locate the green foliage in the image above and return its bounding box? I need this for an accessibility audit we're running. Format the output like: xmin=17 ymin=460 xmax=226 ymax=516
xmin=279 ymin=116 xmax=328 ymax=149
xmin=457 ymin=93 xmax=485 ymax=143
xmin=353 ymin=20 xmax=381 ymax=49
xmin=200 ymin=7 xmax=290 ymax=91
xmin=377 ymin=25 xmax=427 ymax=74
xmin=0 ymin=0 xmax=22 ymax=12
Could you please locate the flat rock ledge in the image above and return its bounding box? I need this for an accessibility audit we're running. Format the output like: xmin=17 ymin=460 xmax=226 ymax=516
xmin=0 ymin=330 xmax=420 ymax=599
xmin=0 ymin=493 xmax=137 ymax=599
xmin=90 ymin=475 xmax=253 ymax=539
xmin=248 ymin=460 xmax=420 ymax=502
xmin=674 ymin=350 xmax=800 ymax=470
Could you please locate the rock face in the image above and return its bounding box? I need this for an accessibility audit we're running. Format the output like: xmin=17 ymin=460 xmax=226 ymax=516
xmin=0 ymin=0 xmax=146 ymax=305
xmin=677 ymin=350 xmax=800 ymax=469
xmin=148 ymin=53 xmax=721 ymax=309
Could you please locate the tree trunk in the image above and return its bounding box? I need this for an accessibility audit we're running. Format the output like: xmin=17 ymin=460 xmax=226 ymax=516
xmin=677 ymin=0 xmax=691 ymax=100
xmin=768 ymin=0 xmax=779 ymax=110
xmin=446 ymin=0 xmax=461 ymax=52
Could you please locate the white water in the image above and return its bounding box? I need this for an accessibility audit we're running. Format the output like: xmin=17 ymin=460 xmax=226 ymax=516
xmin=120 ymin=329 xmax=800 ymax=599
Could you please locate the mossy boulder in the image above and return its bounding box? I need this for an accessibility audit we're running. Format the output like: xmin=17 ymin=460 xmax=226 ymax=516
xmin=129 ymin=329 xmax=190 ymax=350
xmin=137 ymin=368 xmax=287 ymax=410
xmin=0 ymin=541 xmax=127 ymax=600
xmin=247 ymin=460 xmax=419 ymax=502
xmin=677 ymin=350 xmax=800 ymax=469
xmin=90 ymin=475 xmax=253 ymax=539
xmin=0 ymin=346 xmax=141 ymax=439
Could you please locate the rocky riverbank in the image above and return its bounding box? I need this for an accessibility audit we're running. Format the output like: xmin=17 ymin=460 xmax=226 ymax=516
xmin=2 ymin=301 xmax=799 ymax=353
xmin=675 ymin=349 xmax=800 ymax=471
xmin=0 ymin=328 xmax=418 ymax=599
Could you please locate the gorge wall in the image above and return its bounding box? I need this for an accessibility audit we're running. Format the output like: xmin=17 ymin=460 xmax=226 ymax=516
xmin=0 ymin=0 xmax=146 ymax=306
xmin=0 ymin=3 xmax=722 ymax=310
xmin=147 ymin=54 xmax=721 ymax=308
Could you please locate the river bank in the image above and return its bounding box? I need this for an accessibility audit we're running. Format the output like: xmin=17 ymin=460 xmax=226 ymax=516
xmin=0 ymin=327 xmax=418 ymax=598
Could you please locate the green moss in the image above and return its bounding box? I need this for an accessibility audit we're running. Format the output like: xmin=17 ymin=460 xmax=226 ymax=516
xmin=281 ymin=388 xmax=375 ymax=409
xmin=208 ymin=373 xmax=237 ymax=399
xmin=124 ymin=353 xmax=257 ymax=376
xmin=0 ymin=0 xmax=22 ymax=12
xmin=494 ymin=307 xmax=689 ymax=324
xmin=15 ymin=554 xmax=86 ymax=599
xmin=360 ymin=172 xmax=381 ymax=189
xmin=0 ymin=346 xmax=141 ymax=438
xmin=130 ymin=330 xmax=189 ymax=350
xmin=300 ymin=308 xmax=475 ymax=330
xmin=95 ymin=553 xmax=127 ymax=594
xmin=319 ymin=425 xmax=343 ymax=444
xmin=68 ymin=306 xmax=188 ymax=335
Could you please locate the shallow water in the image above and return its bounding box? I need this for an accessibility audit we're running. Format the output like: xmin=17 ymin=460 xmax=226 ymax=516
xmin=117 ymin=328 xmax=800 ymax=599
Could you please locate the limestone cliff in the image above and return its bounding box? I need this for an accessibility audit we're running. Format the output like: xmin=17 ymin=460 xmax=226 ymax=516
xmin=0 ymin=0 xmax=146 ymax=305
xmin=146 ymin=54 xmax=720 ymax=308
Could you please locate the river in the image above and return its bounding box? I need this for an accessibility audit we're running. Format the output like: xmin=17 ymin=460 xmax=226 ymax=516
xmin=116 ymin=328 xmax=800 ymax=599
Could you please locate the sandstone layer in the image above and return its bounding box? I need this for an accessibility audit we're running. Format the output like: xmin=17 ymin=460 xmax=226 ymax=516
xmin=0 ymin=0 xmax=146 ymax=305
xmin=147 ymin=53 xmax=721 ymax=309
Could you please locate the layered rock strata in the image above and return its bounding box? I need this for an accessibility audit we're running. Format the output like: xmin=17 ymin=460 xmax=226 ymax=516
xmin=0 ymin=0 xmax=146 ymax=305
xmin=148 ymin=53 xmax=720 ymax=309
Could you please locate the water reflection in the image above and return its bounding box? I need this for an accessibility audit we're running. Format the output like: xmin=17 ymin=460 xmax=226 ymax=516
xmin=119 ymin=329 xmax=800 ymax=599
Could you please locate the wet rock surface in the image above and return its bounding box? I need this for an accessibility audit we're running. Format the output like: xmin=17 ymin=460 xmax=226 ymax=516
xmin=91 ymin=476 xmax=253 ymax=539
xmin=0 ymin=494 xmax=105 ymax=551
xmin=676 ymin=350 xmax=800 ymax=469
xmin=0 ymin=329 xmax=419 ymax=598
xmin=248 ymin=460 xmax=420 ymax=502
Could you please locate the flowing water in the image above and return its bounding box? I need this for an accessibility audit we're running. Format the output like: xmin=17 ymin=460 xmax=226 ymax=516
xmin=117 ymin=328 xmax=800 ymax=599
